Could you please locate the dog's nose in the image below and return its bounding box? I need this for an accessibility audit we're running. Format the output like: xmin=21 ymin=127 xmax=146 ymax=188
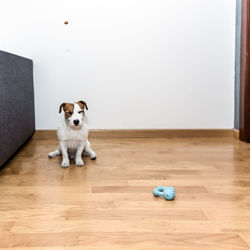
xmin=73 ymin=119 xmax=79 ymax=126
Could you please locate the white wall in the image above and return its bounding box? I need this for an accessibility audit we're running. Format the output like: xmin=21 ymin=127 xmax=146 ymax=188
xmin=0 ymin=0 xmax=235 ymax=129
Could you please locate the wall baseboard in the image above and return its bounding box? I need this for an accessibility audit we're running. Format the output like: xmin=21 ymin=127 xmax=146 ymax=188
xmin=233 ymin=129 xmax=240 ymax=140
xmin=33 ymin=129 xmax=233 ymax=139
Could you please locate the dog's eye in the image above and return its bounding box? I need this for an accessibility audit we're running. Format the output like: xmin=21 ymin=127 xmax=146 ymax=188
xmin=68 ymin=112 xmax=73 ymax=115
xmin=78 ymin=111 xmax=83 ymax=114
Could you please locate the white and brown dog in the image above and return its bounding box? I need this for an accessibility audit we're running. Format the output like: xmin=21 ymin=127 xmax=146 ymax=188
xmin=48 ymin=100 xmax=96 ymax=167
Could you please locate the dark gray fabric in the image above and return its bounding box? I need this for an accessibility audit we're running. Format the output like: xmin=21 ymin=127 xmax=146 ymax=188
xmin=0 ymin=50 xmax=35 ymax=167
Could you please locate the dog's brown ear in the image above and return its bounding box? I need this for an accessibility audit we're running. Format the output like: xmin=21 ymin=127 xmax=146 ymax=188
xmin=59 ymin=103 xmax=66 ymax=113
xmin=77 ymin=100 xmax=88 ymax=110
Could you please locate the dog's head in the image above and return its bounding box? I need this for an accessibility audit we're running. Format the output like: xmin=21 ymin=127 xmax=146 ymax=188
xmin=59 ymin=101 xmax=88 ymax=128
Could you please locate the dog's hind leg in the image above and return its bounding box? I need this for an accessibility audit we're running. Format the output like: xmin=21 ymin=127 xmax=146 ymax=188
xmin=48 ymin=149 xmax=61 ymax=158
xmin=84 ymin=140 xmax=97 ymax=160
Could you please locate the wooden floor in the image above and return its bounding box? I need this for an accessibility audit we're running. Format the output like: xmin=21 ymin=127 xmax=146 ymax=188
xmin=1 ymin=135 xmax=250 ymax=249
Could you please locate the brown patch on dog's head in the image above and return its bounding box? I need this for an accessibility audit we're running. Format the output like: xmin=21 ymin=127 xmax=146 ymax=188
xmin=59 ymin=102 xmax=75 ymax=119
xmin=77 ymin=100 xmax=88 ymax=111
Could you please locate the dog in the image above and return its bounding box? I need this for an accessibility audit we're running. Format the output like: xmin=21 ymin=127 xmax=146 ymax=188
xmin=48 ymin=100 xmax=96 ymax=167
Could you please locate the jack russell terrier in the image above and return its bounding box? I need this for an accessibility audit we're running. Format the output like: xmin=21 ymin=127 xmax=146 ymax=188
xmin=48 ymin=100 xmax=96 ymax=167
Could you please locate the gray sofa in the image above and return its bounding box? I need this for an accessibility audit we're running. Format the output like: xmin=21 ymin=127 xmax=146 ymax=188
xmin=0 ymin=51 xmax=35 ymax=167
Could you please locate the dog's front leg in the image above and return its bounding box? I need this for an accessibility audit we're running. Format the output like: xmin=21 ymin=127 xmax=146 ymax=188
xmin=75 ymin=143 xmax=85 ymax=167
xmin=59 ymin=141 xmax=70 ymax=168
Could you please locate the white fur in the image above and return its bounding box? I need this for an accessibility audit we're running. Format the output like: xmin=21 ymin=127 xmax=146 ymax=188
xmin=48 ymin=103 xmax=96 ymax=167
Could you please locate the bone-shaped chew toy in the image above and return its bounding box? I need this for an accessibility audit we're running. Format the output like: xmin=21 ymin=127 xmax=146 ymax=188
xmin=153 ymin=186 xmax=176 ymax=200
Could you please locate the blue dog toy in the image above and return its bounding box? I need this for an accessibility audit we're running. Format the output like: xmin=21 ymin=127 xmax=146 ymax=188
xmin=153 ymin=186 xmax=175 ymax=200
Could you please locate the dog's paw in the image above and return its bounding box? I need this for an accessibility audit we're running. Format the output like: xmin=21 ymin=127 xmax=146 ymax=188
xmin=76 ymin=158 xmax=84 ymax=167
xmin=90 ymin=153 xmax=97 ymax=160
xmin=48 ymin=152 xmax=55 ymax=158
xmin=61 ymin=160 xmax=70 ymax=168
